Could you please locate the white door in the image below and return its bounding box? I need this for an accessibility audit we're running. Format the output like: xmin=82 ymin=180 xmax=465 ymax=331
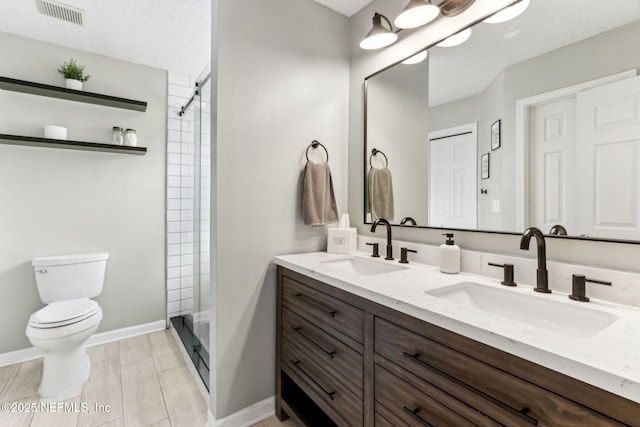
xmin=529 ymin=97 xmax=577 ymax=233
xmin=575 ymin=75 xmax=640 ymax=239
xmin=428 ymin=124 xmax=477 ymax=228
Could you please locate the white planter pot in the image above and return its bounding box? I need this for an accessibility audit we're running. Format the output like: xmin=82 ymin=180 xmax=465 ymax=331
xmin=65 ymin=79 xmax=83 ymax=91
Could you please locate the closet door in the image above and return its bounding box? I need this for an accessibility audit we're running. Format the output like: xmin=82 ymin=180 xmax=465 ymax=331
xmin=428 ymin=123 xmax=477 ymax=228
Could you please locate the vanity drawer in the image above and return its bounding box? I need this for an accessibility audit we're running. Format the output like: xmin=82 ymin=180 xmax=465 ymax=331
xmin=375 ymin=317 xmax=625 ymax=426
xmin=282 ymin=276 xmax=364 ymax=344
xmin=283 ymin=339 xmax=363 ymax=426
xmin=282 ymin=307 xmax=363 ymax=392
xmin=375 ymin=364 xmax=479 ymax=427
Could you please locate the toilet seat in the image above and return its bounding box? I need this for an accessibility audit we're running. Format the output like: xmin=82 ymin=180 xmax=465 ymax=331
xmin=29 ymin=298 xmax=100 ymax=329
xmin=27 ymin=306 xmax=103 ymax=341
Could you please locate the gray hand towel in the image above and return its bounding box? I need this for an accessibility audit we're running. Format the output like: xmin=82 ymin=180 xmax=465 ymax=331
xmin=303 ymin=160 xmax=339 ymax=226
xmin=368 ymin=167 xmax=394 ymax=221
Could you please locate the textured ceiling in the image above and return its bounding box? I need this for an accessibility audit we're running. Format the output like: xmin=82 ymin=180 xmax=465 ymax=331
xmin=312 ymin=0 xmax=373 ymax=17
xmin=0 ymin=0 xmax=368 ymax=78
xmin=0 ymin=0 xmax=210 ymax=79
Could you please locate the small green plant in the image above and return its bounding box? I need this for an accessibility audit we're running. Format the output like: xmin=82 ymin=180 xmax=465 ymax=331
xmin=57 ymin=58 xmax=90 ymax=82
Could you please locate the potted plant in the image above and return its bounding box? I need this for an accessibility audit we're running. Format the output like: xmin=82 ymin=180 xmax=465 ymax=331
xmin=58 ymin=58 xmax=90 ymax=90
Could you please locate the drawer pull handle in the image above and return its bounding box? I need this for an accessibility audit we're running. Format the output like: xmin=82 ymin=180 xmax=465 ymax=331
xmin=293 ymin=293 xmax=336 ymax=318
xmin=291 ymin=360 xmax=336 ymax=401
xmin=402 ymin=406 xmax=433 ymax=427
xmin=291 ymin=326 xmax=336 ymax=359
xmin=403 ymin=352 xmax=538 ymax=425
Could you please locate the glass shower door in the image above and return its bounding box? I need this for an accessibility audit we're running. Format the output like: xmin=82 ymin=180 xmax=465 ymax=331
xmin=170 ymin=75 xmax=211 ymax=390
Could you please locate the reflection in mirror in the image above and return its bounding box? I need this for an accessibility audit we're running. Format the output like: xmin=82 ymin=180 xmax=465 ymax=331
xmin=364 ymin=0 xmax=640 ymax=242
xmin=365 ymin=55 xmax=429 ymax=224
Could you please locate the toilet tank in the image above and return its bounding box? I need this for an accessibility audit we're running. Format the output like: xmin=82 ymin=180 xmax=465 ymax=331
xmin=32 ymin=252 xmax=109 ymax=303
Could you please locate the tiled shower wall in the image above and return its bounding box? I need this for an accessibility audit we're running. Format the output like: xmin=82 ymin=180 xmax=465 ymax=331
xmin=166 ymin=73 xmax=211 ymax=322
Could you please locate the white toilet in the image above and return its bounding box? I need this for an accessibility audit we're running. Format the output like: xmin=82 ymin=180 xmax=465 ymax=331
xmin=26 ymin=252 xmax=108 ymax=401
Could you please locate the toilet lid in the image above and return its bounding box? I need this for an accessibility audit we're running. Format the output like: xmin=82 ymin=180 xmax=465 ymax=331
xmin=31 ymin=298 xmax=99 ymax=327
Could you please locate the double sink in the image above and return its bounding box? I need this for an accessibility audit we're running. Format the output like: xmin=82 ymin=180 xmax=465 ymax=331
xmin=319 ymin=256 xmax=619 ymax=339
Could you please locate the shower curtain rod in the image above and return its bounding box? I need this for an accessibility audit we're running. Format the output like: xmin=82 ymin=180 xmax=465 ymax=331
xmin=178 ymin=72 xmax=212 ymax=117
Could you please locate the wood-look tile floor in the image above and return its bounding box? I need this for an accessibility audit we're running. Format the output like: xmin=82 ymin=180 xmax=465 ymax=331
xmin=250 ymin=415 xmax=295 ymax=427
xmin=0 ymin=330 xmax=208 ymax=427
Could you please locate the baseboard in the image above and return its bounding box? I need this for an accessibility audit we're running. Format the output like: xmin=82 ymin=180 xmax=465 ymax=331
xmin=86 ymin=320 xmax=166 ymax=347
xmin=0 ymin=346 xmax=44 ymax=367
xmin=214 ymin=396 xmax=275 ymax=427
xmin=0 ymin=319 xmax=166 ymax=367
xmin=205 ymin=409 xmax=215 ymax=427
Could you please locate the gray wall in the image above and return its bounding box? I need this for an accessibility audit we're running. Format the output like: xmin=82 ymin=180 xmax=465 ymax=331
xmin=0 ymin=33 xmax=167 ymax=353
xmin=211 ymin=0 xmax=350 ymax=418
xmin=349 ymin=0 xmax=640 ymax=271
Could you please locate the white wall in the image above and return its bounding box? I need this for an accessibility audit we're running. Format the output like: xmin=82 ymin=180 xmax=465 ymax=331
xmin=0 ymin=33 xmax=167 ymax=353
xmin=211 ymin=0 xmax=350 ymax=418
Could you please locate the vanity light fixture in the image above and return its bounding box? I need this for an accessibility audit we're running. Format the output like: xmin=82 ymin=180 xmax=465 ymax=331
xmin=360 ymin=0 xmax=477 ymax=50
xmin=483 ymin=0 xmax=530 ymax=24
xmin=436 ymin=27 xmax=472 ymax=47
xmin=359 ymin=13 xmax=398 ymax=50
xmin=401 ymin=50 xmax=428 ymax=64
xmin=394 ymin=0 xmax=440 ymax=29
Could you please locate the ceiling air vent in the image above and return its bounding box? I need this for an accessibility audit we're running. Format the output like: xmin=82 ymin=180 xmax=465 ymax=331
xmin=37 ymin=0 xmax=86 ymax=26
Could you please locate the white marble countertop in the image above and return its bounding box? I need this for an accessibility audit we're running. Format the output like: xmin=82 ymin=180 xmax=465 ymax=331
xmin=274 ymin=251 xmax=640 ymax=403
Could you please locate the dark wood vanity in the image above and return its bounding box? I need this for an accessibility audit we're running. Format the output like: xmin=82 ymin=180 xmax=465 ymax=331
xmin=276 ymin=266 xmax=640 ymax=426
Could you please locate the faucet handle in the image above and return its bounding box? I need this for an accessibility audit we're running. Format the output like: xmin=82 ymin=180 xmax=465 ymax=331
xmin=569 ymin=274 xmax=612 ymax=302
xmin=399 ymin=248 xmax=417 ymax=264
xmin=488 ymin=262 xmax=517 ymax=287
xmin=366 ymin=242 xmax=380 ymax=258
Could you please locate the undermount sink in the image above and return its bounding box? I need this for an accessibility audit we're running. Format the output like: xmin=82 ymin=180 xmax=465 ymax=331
xmin=319 ymin=257 xmax=408 ymax=276
xmin=426 ymin=282 xmax=619 ymax=338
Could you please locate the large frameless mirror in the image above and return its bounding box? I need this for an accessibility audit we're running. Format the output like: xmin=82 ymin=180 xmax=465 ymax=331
xmin=364 ymin=0 xmax=640 ymax=242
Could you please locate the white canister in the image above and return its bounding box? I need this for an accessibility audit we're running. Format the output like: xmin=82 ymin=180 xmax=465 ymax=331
xmin=124 ymin=129 xmax=137 ymax=147
xmin=44 ymin=125 xmax=68 ymax=140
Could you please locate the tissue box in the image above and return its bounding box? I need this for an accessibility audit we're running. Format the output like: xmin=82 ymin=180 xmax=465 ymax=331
xmin=327 ymin=228 xmax=357 ymax=255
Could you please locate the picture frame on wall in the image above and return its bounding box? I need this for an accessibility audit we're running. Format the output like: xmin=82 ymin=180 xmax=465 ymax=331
xmin=481 ymin=153 xmax=490 ymax=179
xmin=491 ymin=119 xmax=501 ymax=150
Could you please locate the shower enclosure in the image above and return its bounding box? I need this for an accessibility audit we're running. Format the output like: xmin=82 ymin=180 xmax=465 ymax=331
xmin=168 ymin=74 xmax=211 ymax=389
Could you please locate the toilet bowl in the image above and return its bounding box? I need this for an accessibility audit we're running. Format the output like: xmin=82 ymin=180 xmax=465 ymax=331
xmin=27 ymin=299 xmax=103 ymax=401
xmin=26 ymin=252 xmax=108 ymax=401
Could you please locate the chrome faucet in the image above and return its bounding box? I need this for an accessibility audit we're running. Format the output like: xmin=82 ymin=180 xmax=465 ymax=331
xmin=371 ymin=218 xmax=393 ymax=260
xmin=520 ymin=227 xmax=551 ymax=293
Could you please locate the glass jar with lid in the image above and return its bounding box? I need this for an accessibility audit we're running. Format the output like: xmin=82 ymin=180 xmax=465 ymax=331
xmin=112 ymin=127 xmax=124 ymax=145
xmin=124 ymin=129 xmax=137 ymax=147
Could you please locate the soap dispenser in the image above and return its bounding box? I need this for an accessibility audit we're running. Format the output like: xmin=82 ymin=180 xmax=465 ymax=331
xmin=440 ymin=233 xmax=460 ymax=274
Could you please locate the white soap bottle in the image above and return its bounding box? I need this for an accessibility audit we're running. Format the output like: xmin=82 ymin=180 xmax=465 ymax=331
xmin=439 ymin=233 xmax=460 ymax=274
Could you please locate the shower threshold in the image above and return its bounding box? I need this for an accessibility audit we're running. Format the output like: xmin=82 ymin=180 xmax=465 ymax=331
xmin=171 ymin=314 xmax=209 ymax=391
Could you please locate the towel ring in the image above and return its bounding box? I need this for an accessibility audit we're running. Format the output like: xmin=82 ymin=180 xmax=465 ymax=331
xmin=370 ymin=148 xmax=388 ymax=168
xmin=306 ymin=140 xmax=329 ymax=162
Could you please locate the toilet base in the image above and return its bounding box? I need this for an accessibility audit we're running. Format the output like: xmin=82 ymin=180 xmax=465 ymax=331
xmin=39 ymin=345 xmax=91 ymax=402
